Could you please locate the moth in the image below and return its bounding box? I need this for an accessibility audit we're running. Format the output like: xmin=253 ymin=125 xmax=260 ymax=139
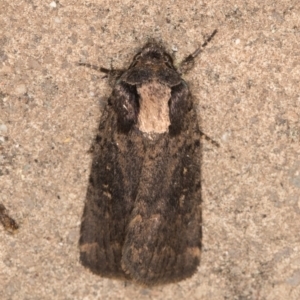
xmin=79 ymin=30 xmax=217 ymax=286
xmin=0 ymin=203 xmax=19 ymax=234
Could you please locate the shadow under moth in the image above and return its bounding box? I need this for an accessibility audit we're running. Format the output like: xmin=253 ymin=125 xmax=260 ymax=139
xmin=79 ymin=30 xmax=217 ymax=286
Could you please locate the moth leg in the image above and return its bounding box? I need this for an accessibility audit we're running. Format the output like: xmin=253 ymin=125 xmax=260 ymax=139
xmin=177 ymin=29 xmax=217 ymax=74
xmin=199 ymin=130 xmax=220 ymax=147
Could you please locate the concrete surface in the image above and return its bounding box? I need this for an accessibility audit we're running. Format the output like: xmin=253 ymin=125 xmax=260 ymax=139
xmin=0 ymin=0 xmax=299 ymax=299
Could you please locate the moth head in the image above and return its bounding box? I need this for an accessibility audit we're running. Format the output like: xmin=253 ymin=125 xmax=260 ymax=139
xmin=130 ymin=41 xmax=175 ymax=69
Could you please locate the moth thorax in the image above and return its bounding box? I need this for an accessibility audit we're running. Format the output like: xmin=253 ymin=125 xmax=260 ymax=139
xmin=137 ymin=81 xmax=171 ymax=134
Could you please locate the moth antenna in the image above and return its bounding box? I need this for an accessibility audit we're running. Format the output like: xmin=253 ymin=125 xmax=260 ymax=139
xmin=178 ymin=29 xmax=217 ymax=74
xmin=200 ymin=29 xmax=218 ymax=51
xmin=77 ymin=62 xmax=110 ymax=74
xmin=77 ymin=62 xmax=125 ymax=85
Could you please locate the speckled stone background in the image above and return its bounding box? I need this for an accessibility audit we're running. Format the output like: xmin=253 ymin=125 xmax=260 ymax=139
xmin=0 ymin=1 xmax=299 ymax=299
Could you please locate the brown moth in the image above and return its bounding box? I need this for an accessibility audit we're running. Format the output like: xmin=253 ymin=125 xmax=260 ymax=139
xmin=79 ymin=31 xmax=217 ymax=286
xmin=0 ymin=203 xmax=19 ymax=234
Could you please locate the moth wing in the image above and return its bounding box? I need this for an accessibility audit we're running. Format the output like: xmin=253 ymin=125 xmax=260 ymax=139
xmin=79 ymin=105 xmax=144 ymax=279
xmin=121 ymin=108 xmax=202 ymax=285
